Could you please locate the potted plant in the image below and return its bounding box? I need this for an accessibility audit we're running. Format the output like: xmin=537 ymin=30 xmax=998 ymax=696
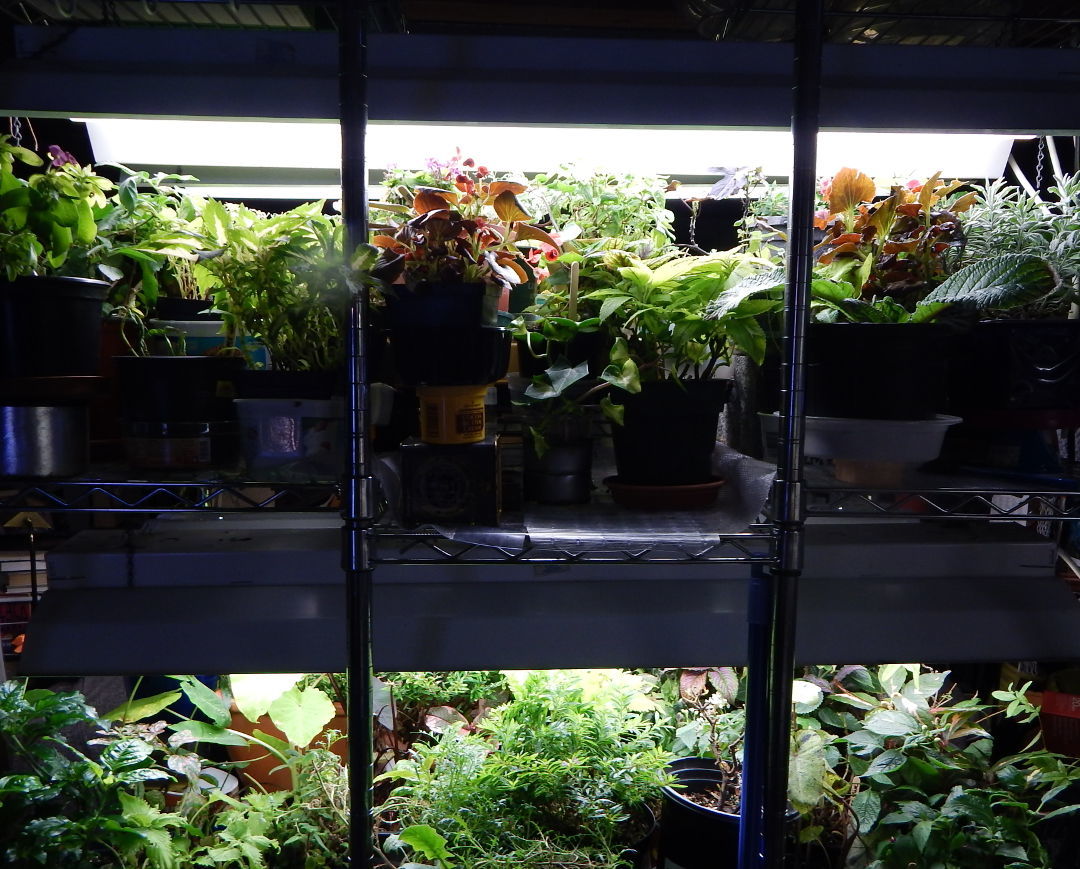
xmin=525 ymin=162 xmax=676 ymax=257
xmin=654 ymin=667 xmax=810 ymax=869
xmin=942 ymin=172 xmax=1080 ymax=424
xmin=583 ymin=247 xmax=775 ymax=500
xmin=185 ymin=198 xmax=377 ymax=478
xmin=222 ymin=672 xmax=349 ymax=792
xmin=191 ymin=197 xmax=337 ymax=376
xmin=512 ymin=357 xmax=631 ymax=504
xmin=790 ymin=664 xmax=1080 ymax=869
xmin=371 ymin=159 xmax=560 ymax=448
xmin=1 ymin=676 xmax=353 ymax=869
xmin=0 ymin=136 xmax=114 ymax=379
xmin=371 ymin=159 xmax=559 ymax=387
xmin=374 ymin=668 xmax=671 ymax=869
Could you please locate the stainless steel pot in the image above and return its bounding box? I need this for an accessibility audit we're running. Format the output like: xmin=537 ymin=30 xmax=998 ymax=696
xmin=0 ymin=404 xmax=88 ymax=478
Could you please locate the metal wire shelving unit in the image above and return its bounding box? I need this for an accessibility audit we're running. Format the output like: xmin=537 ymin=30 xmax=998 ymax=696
xmin=5 ymin=2 xmax=1080 ymax=868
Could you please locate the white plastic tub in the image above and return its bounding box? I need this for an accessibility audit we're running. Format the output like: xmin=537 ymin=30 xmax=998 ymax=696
xmin=759 ymin=413 xmax=962 ymax=462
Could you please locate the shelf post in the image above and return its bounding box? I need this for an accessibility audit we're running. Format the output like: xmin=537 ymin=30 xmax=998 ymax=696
xmin=339 ymin=2 xmax=375 ymax=867
xmin=739 ymin=0 xmax=822 ymax=867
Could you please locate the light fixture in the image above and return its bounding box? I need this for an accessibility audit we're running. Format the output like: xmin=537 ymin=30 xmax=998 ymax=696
xmin=75 ymin=118 xmax=1024 ymax=199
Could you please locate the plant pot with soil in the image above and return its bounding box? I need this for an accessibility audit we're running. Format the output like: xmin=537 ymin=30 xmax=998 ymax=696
xmin=583 ymin=248 xmax=774 ymax=503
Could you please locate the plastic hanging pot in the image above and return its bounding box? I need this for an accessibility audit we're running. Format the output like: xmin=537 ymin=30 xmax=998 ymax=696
xmin=0 ymin=275 xmax=109 ymax=378
xmin=946 ymin=319 xmax=1080 ymax=423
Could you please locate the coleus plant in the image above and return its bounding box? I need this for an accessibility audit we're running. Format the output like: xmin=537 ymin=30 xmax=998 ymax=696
xmin=370 ymin=158 xmax=560 ymax=294
xmin=814 ymin=166 xmax=976 ymax=306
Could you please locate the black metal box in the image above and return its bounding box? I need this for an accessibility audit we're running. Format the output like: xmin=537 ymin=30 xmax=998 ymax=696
xmin=400 ymin=436 xmax=501 ymax=526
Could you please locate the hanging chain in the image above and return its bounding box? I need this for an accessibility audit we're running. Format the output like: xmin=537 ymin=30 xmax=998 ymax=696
xmin=1035 ymin=136 xmax=1047 ymax=194
xmin=9 ymin=117 xmax=23 ymax=147
xmin=689 ymin=199 xmax=701 ymax=249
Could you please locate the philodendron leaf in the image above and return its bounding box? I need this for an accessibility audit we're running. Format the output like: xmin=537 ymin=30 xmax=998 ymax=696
xmin=524 ymin=359 xmax=590 ymax=400
xmin=920 ymin=254 xmax=1059 ymax=311
xmin=168 ymin=721 xmax=249 ymax=747
xmin=268 ymin=686 xmax=336 ymax=749
xmin=230 ymin=674 xmax=304 ymax=722
xmin=600 ymin=357 xmax=640 ymax=394
xmin=169 ymin=676 xmax=230 ymax=728
xmin=599 ymin=395 xmax=623 ymax=425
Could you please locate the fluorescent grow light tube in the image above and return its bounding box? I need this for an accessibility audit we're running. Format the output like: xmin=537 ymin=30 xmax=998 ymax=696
xmin=76 ymin=118 xmax=1023 ymax=198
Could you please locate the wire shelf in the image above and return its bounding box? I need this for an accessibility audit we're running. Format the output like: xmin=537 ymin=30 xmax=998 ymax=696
xmin=375 ymin=525 xmax=775 ymax=564
xmin=804 ymin=471 xmax=1080 ymax=520
xmin=0 ymin=478 xmax=340 ymax=513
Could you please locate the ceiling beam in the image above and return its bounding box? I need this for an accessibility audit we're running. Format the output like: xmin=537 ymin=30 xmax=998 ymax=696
xmin=3 ymin=27 xmax=1080 ymax=133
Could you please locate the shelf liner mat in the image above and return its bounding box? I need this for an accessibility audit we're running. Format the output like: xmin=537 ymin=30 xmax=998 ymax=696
xmin=432 ymin=445 xmax=777 ymax=554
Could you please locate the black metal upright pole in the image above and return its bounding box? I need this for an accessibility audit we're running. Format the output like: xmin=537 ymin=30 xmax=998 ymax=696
xmin=738 ymin=2 xmax=822 ymax=868
xmin=339 ymin=2 xmax=374 ymax=867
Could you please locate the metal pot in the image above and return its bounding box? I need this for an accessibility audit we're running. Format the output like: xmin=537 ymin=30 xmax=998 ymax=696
xmin=0 ymin=404 xmax=88 ymax=478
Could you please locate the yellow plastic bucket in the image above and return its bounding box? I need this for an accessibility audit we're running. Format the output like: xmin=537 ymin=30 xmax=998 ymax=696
xmin=417 ymin=385 xmax=487 ymax=444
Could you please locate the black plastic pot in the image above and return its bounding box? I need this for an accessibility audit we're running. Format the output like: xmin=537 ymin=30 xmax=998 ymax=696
xmin=385 ymin=281 xmax=498 ymax=329
xmin=946 ymin=319 xmax=1080 ymax=421
xmin=389 ymin=325 xmax=511 ymax=387
xmin=659 ymin=771 xmax=797 ymax=869
xmin=115 ymin=355 xmax=244 ymax=470
xmin=612 ymin=379 xmax=731 ymax=486
xmin=804 ymin=322 xmax=949 ymax=420
xmin=524 ymin=426 xmax=593 ymax=505
xmin=0 ymin=275 xmax=109 ymax=378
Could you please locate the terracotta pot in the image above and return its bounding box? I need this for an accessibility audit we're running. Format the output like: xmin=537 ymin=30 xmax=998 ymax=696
xmin=227 ymin=704 xmax=348 ymax=792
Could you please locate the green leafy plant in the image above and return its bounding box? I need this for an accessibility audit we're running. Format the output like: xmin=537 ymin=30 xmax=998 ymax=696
xmin=707 ymin=251 xmax=1062 ymax=354
xmin=0 ymin=136 xmax=114 ymax=281
xmin=526 ymin=163 xmax=675 ymax=255
xmin=0 ymin=678 xmax=208 ymax=869
xmin=92 ymin=165 xmax=205 ymax=311
xmin=585 ymin=248 xmax=777 ymax=379
xmin=375 ymin=669 xmax=673 ymax=869
xmin=958 ymin=172 xmax=1080 ymax=315
xmin=791 ymin=664 xmax=1080 ymax=869
xmin=191 ymin=198 xmax=372 ymax=372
